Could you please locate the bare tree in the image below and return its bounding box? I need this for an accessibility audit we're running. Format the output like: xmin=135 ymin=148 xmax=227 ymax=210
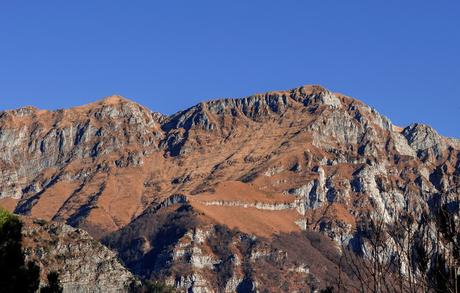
xmin=336 ymin=194 xmax=459 ymax=293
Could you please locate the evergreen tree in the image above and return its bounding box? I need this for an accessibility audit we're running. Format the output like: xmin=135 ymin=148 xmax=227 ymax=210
xmin=0 ymin=209 xmax=40 ymax=293
xmin=142 ymin=280 xmax=175 ymax=293
xmin=40 ymin=271 xmax=63 ymax=293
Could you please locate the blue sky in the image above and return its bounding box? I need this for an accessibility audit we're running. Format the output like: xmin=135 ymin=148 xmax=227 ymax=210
xmin=0 ymin=1 xmax=459 ymax=137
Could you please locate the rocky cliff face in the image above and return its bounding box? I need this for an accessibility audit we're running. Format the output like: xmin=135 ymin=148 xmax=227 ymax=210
xmin=0 ymin=85 xmax=458 ymax=292
xmin=20 ymin=217 xmax=137 ymax=293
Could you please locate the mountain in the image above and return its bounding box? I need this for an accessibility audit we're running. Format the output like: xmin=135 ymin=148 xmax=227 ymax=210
xmin=0 ymin=85 xmax=458 ymax=292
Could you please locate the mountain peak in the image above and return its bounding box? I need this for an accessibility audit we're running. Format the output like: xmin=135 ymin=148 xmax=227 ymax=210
xmin=73 ymin=95 xmax=151 ymax=115
xmin=72 ymin=95 xmax=136 ymax=110
xmin=85 ymin=95 xmax=138 ymax=108
xmin=99 ymin=95 xmax=132 ymax=105
xmin=295 ymin=84 xmax=328 ymax=94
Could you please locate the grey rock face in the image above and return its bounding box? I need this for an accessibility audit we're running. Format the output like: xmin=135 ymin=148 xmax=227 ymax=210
xmin=310 ymin=110 xmax=365 ymax=147
xmin=287 ymin=166 xmax=329 ymax=213
xmin=392 ymin=131 xmax=417 ymax=157
xmin=403 ymin=123 xmax=446 ymax=160
xmin=22 ymin=218 xmax=137 ymax=293
xmin=290 ymin=85 xmax=341 ymax=108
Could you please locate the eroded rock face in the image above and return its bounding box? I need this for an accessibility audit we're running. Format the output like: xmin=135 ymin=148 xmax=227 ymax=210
xmin=21 ymin=217 xmax=137 ymax=293
xmin=0 ymin=96 xmax=162 ymax=199
xmin=403 ymin=123 xmax=446 ymax=160
xmin=0 ymin=85 xmax=459 ymax=292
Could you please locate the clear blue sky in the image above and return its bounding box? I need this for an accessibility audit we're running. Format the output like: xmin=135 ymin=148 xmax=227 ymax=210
xmin=0 ymin=1 xmax=459 ymax=137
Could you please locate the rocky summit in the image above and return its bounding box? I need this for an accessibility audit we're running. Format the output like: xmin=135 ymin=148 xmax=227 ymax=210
xmin=0 ymin=85 xmax=459 ymax=292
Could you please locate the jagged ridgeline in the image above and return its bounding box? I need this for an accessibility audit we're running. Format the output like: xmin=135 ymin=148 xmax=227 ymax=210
xmin=0 ymin=85 xmax=459 ymax=292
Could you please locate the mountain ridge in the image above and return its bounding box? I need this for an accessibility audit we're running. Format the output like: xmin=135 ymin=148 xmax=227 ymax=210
xmin=3 ymin=85 xmax=457 ymax=141
xmin=0 ymin=84 xmax=458 ymax=292
xmin=4 ymin=86 xmax=457 ymax=141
